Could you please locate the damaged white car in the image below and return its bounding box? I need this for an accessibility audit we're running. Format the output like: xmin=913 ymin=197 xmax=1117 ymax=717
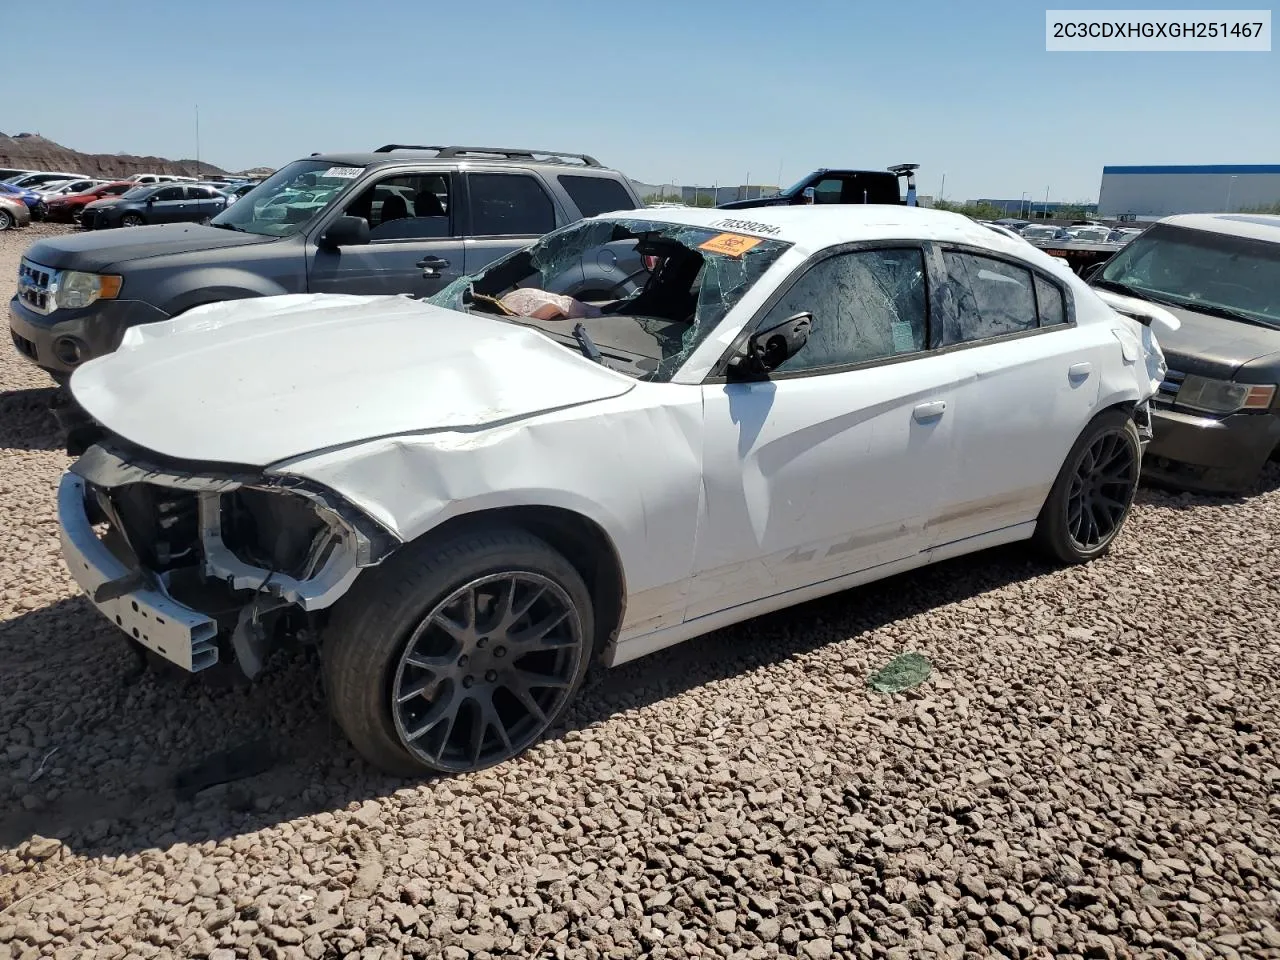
xmin=57 ymin=206 xmax=1174 ymax=776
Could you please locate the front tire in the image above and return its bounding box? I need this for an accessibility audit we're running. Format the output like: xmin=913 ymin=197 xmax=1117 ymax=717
xmin=322 ymin=527 xmax=594 ymax=777
xmin=120 ymin=213 xmax=145 ymax=228
xmin=1034 ymin=409 xmax=1141 ymax=564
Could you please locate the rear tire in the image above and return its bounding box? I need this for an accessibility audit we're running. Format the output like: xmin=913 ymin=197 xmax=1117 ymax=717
xmin=1034 ymin=409 xmax=1141 ymax=564
xmin=322 ymin=526 xmax=594 ymax=777
xmin=0 ymin=209 xmax=11 ymax=231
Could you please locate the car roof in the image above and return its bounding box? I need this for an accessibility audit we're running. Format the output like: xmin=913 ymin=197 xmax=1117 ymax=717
xmin=310 ymin=151 xmax=623 ymax=174
xmin=1159 ymin=213 xmax=1280 ymax=243
xmin=596 ymin=204 xmax=1050 ymax=261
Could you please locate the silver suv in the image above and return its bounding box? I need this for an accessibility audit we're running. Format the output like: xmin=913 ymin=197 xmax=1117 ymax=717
xmin=11 ymin=145 xmax=643 ymax=379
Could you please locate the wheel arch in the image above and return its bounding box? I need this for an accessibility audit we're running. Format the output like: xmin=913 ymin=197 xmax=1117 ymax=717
xmin=394 ymin=504 xmax=627 ymax=661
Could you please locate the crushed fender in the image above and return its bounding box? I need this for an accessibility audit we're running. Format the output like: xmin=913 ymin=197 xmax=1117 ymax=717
xmin=868 ymin=653 xmax=932 ymax=693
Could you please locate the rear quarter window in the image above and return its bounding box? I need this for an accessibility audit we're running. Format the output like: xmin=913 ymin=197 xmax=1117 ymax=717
xmin=557 ymin=175 xmax=635 ymax=218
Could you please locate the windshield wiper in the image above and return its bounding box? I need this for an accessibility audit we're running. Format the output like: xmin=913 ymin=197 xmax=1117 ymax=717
xmin=209 ymin=221 xmax=245 ymax=232
xmin=572 ymin=323 xmax=606 ymax=365
xmin=1175 ymin=301 xmax=1279 ymax=329
xmin=1092 ymin=278 xmax=1187 ymax=310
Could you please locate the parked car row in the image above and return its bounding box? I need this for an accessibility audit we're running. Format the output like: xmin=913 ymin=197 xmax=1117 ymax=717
xmin=0 ymin=166 xmax=262 ymax=230
xmin=7 ymin=142 xmax=1279 ymax=779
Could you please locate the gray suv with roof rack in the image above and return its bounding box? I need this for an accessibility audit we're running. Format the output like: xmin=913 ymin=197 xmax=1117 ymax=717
xmin=10 ymin=144 xmax=642 ymax=380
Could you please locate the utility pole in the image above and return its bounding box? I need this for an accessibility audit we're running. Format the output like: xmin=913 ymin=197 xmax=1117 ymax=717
xmin=195 ymin=104 xmax=201 ymax=177
xmin=1044 ymin=185 xmax=1049 ymax=220
xmin=939 ymin=173 xmax=945 ymax=203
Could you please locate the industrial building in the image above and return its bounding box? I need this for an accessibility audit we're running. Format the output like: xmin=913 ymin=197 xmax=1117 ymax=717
xmin=1098 ymin=165 xmax=1280 ymax=219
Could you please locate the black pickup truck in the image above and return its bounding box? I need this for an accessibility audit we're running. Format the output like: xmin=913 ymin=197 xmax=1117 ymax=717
xmin=718 ymin=164 xmax=919 ymax=210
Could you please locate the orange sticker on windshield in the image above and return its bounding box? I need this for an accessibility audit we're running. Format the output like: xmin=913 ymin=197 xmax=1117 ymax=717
xmin=699 ymin=232 xmax=764 ymax=257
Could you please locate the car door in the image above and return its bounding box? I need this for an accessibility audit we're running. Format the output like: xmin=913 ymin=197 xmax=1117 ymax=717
xmin=148 ymin=185 xmax=187 ymax=223
xmin=920 ymin=244 xmax=1104 ymax=547
xmin=461 ymin=171 xmax=561 ymax=277
xmin=307 ymin=171 xmax=465 ymax=297
xmin=689 ymin=244 xmax=964 ymax=620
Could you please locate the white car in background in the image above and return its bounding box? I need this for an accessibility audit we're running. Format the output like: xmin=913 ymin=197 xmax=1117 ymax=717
xmin=56 ymin=206 xmax=1173 ymax=776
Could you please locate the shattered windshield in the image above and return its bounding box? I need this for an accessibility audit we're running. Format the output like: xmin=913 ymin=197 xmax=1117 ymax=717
xmin=208 ymin=159 xmax=361 ymax=237
xmin=428 ymin=217 xmax=791 ymax=381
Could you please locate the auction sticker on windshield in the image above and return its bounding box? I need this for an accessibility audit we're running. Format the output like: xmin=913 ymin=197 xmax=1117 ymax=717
xmin=699 ymin=233 xmax=764 ymax=257
xmin=323 ymin=166 xmax=362 ymax=179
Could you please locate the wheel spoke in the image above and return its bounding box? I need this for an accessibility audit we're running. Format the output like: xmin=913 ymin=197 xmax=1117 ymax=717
xmin=1096 ymin=493 xmax=1129 ymax=514
xmin=397 ymin=674 xmax=447 ymax=704
xmin=494 ymin=578 xmax=545 ymax=633
xmin=404 ymin=691 xmax=459 ymax=743
xmin=466 ymin=698 xmax=486 ymax=768
xmin=435 ymin=588 xmax=478 ymax=644
xmin=505 ymin=677 xmax=548 ymax=725
xmin=482 ymin=694 xmax=514 ymax=754
xmin=510 ymin=609 xmax=570 ymax=647
xmin=514 ymin=668 xmax=572 ymax=690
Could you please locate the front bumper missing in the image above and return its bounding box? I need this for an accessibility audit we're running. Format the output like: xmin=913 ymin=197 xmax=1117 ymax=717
xmin=58 ymin=441 xmax=399 ymax=675
xmin=59 ymin=472 xmax=220 ymax=671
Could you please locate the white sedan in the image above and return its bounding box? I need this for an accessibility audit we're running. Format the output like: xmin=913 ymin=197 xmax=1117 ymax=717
xmin=57 ymin=206 xmax=1174 ymax=775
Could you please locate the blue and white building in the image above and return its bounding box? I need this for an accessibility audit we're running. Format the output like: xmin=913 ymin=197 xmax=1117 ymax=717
xmin=1098 ymin=165 xmax=1280 ymax=219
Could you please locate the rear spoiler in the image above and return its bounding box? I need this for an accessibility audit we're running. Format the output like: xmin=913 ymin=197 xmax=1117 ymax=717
xmin=1094 ymin=289 xmax=1181 ymax=333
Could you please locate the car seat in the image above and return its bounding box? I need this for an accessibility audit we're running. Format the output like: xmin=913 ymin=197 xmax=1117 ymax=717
xmin=379 ymin=194 xmax=409 ymax=225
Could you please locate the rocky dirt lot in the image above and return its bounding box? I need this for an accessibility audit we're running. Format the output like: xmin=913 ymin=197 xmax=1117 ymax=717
xmin=0 ymin=223 xmax=1277 ymax=960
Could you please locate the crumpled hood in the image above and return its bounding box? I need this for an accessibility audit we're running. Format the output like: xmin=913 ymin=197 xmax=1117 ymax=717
xmin=70 ymin=294 xmax=637 ymax=467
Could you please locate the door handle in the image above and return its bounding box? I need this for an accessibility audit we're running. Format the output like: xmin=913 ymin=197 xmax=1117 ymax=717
xmin=1068 ymin=361 xmax=1093 ymax=381
xmin=912 ymin=400 xmax=947 ymax=422
xmin=417 ymin=256 xmax=451 ymax=276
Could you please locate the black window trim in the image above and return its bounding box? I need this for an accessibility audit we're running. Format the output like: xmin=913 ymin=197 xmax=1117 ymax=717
xmin=926 ymin=240 xmax=1077 ymax=355
xmin=357 ymin=169 xmax=460 ymax=245
xmin=703 ymin=239 xmax=935 ymax=383
xmin=462 ymin=169 xmax=560 ymax=241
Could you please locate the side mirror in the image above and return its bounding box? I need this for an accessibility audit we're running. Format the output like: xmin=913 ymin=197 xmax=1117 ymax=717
xmin=731 ymin=312 xmax=812 ymax=378
xmin=319 ymin=215 xmax=370 ymax=249
xmin=802 ymin=186 xmax=816 ymax=205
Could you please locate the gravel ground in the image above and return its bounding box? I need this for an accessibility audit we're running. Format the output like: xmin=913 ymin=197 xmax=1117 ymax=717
xmin=0 ymin=223 xmax=1277 ymax=960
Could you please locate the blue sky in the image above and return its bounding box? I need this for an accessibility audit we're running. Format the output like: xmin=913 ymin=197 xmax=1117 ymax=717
xmin=7 ymin=0 xmax=1276 ymax=202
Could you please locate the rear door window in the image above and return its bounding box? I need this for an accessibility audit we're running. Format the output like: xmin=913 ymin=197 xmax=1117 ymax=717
xmin=154 ymin=187 xmax=184 ymax=202
xmin=941 ymin=251 xmax=1038 ymax=344
xmin=468 ymin=173 xmax=556 ymax=237
xmin=557 ymin=175 xmax=635 ymax=218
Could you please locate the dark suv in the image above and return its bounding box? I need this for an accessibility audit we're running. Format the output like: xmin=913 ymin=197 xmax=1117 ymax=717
xmin=11 ymin=145 xmax=642 ymax=379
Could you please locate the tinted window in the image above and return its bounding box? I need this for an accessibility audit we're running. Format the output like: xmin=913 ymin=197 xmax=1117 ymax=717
xmin=558 ymin=175 xmax=633 ymax=218
xmin=761 ymin=247 xmax=928 ymax=373
xmin=154 ymin=187 xmax=185 ymax=202
xmin=811 ymin=178 xmax=844 ymax=204
xmin=469 ymin=173 xmax=555 ymax=236
xmin=1035 ymin=275 xmax=1067 ymax=326
xmin=941 ymin=252 xmax=1037 ymax=344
